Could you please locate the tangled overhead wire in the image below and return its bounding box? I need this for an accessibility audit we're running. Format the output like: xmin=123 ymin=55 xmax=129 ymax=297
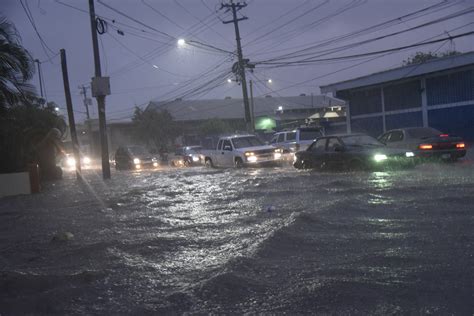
xmin=96 ymin=17 xmax=108 ymax=35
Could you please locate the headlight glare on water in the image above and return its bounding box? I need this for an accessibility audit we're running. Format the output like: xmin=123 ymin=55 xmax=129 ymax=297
xmin=373 ymin=154 xmax=387 ymax=162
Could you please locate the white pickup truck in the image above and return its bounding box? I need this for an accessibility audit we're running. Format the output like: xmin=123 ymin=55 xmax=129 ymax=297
xmin=202 ymin=135 xmax=282 ymax=168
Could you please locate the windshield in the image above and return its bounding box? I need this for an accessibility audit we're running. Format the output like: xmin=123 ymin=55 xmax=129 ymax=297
xmin=340 ymin=135 xmax=383 ymax=146
xmin=232 ymin=136 xmax=264 ymax=148
xmin=300 ymin=129 xmax=322 ymax=140
xmin=185 ymin=146 xmax=202 ymax=154
xmin=127 ymin=146 xmax=150 ymax=156
xmin=407 ymin=127 xmax=441 ymax=139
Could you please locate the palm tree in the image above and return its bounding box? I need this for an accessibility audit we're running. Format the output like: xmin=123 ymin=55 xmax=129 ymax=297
xmin=0 ymin=17 xmax=35 ymax=107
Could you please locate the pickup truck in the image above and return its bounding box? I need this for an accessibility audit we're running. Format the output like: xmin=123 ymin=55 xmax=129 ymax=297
xmin=270 ymin=126 xmax=324 ymax=152
xmin=202 ymin=135 xmax=282 ymax=168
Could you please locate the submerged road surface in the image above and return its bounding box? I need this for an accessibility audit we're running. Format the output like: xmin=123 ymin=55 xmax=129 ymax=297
xmin=0 ymin=162 xmax=473 ymax=314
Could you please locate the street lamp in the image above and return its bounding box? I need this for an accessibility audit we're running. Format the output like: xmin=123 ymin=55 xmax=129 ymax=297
xmin=177 ymin=38 xmax=186 ymax=47
xmin=227 ymin=78 xmax=233 ymax=83
xmin=267 ymin=79 xmax=272 ymax=83
xmin=54 ymin=107 xmax=60 ymax=112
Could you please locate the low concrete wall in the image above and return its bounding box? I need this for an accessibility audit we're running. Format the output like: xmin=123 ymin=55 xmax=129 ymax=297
xmin=0 ymin=172 xmax=31 ymax=198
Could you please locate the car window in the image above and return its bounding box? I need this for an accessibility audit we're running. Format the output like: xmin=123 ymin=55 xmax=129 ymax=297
xmin=299 ymin=129 xmax=323 ymax=140
xmin=223 ymin=140 xmax=232 ymax=151
xmin=379 ymin=133 xmax=390 ymax=143
xmin=311 ymin=138 xmax=326 ymax=151
xmin=270 ymin=136 xmax=277 ymax=144
xmin=217 ymin=140 xmax=223 ymax=150
xmin=286 ymin=132 xmax=296 ymax=141
xmin=407 ymin=127 xmax=441 ymax=139
xmin=326 ymin=138 xmax=342 ymax=151
xmin=388 ymin=131 xmax=403 ymax=142
xmin=232 ymin=136 xmax=264 ymax=148
xmin=277 ymin=133 xmax=285 ymax=143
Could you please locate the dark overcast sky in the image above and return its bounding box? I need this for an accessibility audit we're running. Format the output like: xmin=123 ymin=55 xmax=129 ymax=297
xmin=3 ymin=0 xmax=474 ymax=122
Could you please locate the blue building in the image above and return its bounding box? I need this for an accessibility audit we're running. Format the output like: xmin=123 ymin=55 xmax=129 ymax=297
xmin=320 ymin=52 xmax=474 ymax=141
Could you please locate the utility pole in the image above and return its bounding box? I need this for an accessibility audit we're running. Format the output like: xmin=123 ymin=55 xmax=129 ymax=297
xmin=249 ymin=79 xmax=255 ymax=132
xmin=34 ymin=59 xmax=44 ymax=105
xmin=88 ymin=0 xmax=111 ymax=179
xmin=79 ymin=85 xmax=91 ymax=120
xmin=60 ymin=49 xmax=81 ymax=179
xmin=221 ymin=1 xmax=252 ymax=131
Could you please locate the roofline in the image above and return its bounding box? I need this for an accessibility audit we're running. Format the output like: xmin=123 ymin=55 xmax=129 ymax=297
xmin=320 ymin=51 xmax=474 ymax=93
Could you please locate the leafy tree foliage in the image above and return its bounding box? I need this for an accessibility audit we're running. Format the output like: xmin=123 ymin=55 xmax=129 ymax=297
xmin=198 ymin=118 xmax=233 ymax=136
xmin=403 ymin=50 xmax=461 ymax=65
xmin=132 ymin=107 xmax=178 ymax=150
xmin=0 ymin=17 xmax=35 ymax=108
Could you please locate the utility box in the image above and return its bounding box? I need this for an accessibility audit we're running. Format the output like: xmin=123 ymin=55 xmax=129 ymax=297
xmin=91 ymin=76 xmax=111 ymax=97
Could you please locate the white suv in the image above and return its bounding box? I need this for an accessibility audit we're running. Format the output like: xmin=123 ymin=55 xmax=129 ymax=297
xmin=270 ymin=127 xmax=324 ymax=152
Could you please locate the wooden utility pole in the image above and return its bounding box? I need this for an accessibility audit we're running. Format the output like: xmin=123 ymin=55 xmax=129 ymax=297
xmin=79 ymin=85 xmax=91 ymax=120
xmin=249 ymin=79 xmax=255 ymax=132
xmin=88 ymin=0 xmax=111 ymax=179
xmin=221 ymin=1 xmax=252 ymax=131
xmin=60 ymin=49 xmax=81 ymax=179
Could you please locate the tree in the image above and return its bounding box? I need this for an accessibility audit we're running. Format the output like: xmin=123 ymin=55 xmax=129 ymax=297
xmin=0 ymin=17 xmax=35 ymax=108
xmin=403 ymin=50 xmax=462 ymax=66
xmin=198 ymin=118 xmax=233 ymax=136
xmin=132 ymin=107 xmax=178 ymax=150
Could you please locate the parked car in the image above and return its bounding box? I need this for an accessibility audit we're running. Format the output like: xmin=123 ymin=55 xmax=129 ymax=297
xmin=114 ymin=146 xmax=159 ymax=170
xmin=293 ymin=134 xmax=413 ymax=170
xmin=270 ymin=126 xmax=324 ymax=152
xmin=169 ymin=146 xmax=204 ymax=167
xmin=378 ymin=127 xmax=466 ymax=161
xmin=201 ymin=135 xmax=282 ymax=168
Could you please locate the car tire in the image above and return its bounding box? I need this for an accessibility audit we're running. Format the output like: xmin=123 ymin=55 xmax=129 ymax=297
xmin=235 ymin=158 xmax=243 ymax=168
xmin=205 ymin=158 xmax=214 ymax=168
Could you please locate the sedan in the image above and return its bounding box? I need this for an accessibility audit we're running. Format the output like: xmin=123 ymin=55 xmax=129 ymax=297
xmin=114 ymin=146 xmax=159 ymax=170
xmin=293 ymin=134 xmax=412 ymax=170
xmin=378 ymin=127 xmax=466 ymax=161
xmin=169 ymin=146 xmax=204 ymax=167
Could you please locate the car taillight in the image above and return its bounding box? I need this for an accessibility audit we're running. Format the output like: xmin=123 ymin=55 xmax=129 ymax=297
xmin=419 ymin=144 xmax=433 ymax=150
xmin=456 ymin=143 xmax=465 ymax=149
xmin=439 ymin=134 xmax=449 ymax=137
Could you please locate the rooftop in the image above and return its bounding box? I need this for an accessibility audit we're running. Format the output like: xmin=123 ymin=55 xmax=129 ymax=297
xmin=320 ymin=51 xmax=474 ymax=94
xmin=147 ymin=94 xmax=345 ymax=121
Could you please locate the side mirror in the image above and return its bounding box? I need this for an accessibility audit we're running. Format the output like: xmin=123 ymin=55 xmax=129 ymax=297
xmin=334 ymin=145 xmax=345 ymax=152
xmin=224 ymin=145 xmax=232 ymax=151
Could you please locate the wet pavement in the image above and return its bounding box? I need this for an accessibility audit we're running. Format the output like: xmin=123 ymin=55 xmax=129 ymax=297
xmin=0 ymin=159 xmax=473 ymax=314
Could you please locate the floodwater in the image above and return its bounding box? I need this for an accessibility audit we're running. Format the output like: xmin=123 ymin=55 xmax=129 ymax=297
xmin=1 ymin=161 xmax=473 ymax=314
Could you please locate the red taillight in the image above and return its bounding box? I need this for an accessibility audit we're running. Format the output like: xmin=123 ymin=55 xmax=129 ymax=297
xmin=439 ymin=134 xmax=449 ymax=137
xmin=419 ymin=144 xmax=433 ymax=150
xmin=456 ymin=143 xmax=465 ymax=149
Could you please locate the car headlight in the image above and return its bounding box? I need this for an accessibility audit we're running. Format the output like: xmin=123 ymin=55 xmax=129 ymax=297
xmin=66 ymin=156 xmax=76 ymax=167
xmin=83 ymin=156 xmax=91 ymax=164
xmin=153 ymin=162 xmax=159 ymax=167
xmin=405 ymin=152 xmax=415 ymax=158
xmin=373 ymin=154 xmax=387 ymax=162
xmin=245 ymin=152 xmax=255 ymax=157
xmin=133 ymin=158 xmax=140 ymax=164
xmin=247 ymin=155 xmax=258 ymax=163
xmin=274 ymin=152 xmax=282 ymax=159
xmin=192 ymin=155 xmax=200 ymax=162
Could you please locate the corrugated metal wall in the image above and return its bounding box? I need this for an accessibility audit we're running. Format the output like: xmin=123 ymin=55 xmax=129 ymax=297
xmin=351 ymin=116 xmax=383 ymax=137
xmin=338 ymin=88 xmax=382 ymax=116
xmin=428 ymin=105 xmax=474 ymax=141
xmin=385 ymin=111 xmax=423 ymax=130
xmin=384 ymin=80 xmax=422 ymax=111
xmin=426 ymin=69 xmax=474 ymax=106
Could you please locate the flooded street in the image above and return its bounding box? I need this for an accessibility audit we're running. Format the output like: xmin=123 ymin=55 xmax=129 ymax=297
xmin=1 ymin=162 xmax=473 ymax=314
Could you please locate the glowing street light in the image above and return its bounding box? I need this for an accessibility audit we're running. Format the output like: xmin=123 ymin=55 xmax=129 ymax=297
xmin=267 ymin=79 xmax=272 ymax=83
xmin=177 ymin=38 xmax=186 ymax=46
xmin=54 ymin=107 xmax=60 ymax=112
xmin=227 ymin=78 xmax=233 ymax=83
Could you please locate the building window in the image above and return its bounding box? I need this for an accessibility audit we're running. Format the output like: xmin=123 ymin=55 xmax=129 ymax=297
xmin=426 ymin=69 xmax=474 ymax=106
xmin=384 ymin=80 xmax=421 ymax=111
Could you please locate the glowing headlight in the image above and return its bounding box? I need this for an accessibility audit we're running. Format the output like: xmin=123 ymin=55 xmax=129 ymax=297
xmin=247 ymin=155 xmax=258 ymax=163
xmin=133 ymin=158 xmax=140 ymax=164
xmin=192 ymin=155 xmax=200 ymax=162
xmin=274 ymin=152 xmax=282 ymax=160
xmin=135 ymin=164 xmax=141 ymax=169
xmin=153 ymin=162 xmax=159 ymax=167
xmin=405 ymin=152 xmax=415 ymax=158
xmin=245 ymin=152 xmax=255 ymax=157
xmin=83 ymin=156 xmax=91 ymax=164
xmin=374 ymin=154 xmax=388 ymax=162
xmin=66 ymin=156 xmax=76 ymax=167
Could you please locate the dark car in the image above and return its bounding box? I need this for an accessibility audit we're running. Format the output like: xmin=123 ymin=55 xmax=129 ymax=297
xmin=170 ymin=146 xmax=204 ymax=167
xmin=114 ymin=146 xmax=159 ymax=170
xmin=293 ymin=134 xmax=412 ymax=170
xmin=378 ymin=127 xmax=466 ymax=161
